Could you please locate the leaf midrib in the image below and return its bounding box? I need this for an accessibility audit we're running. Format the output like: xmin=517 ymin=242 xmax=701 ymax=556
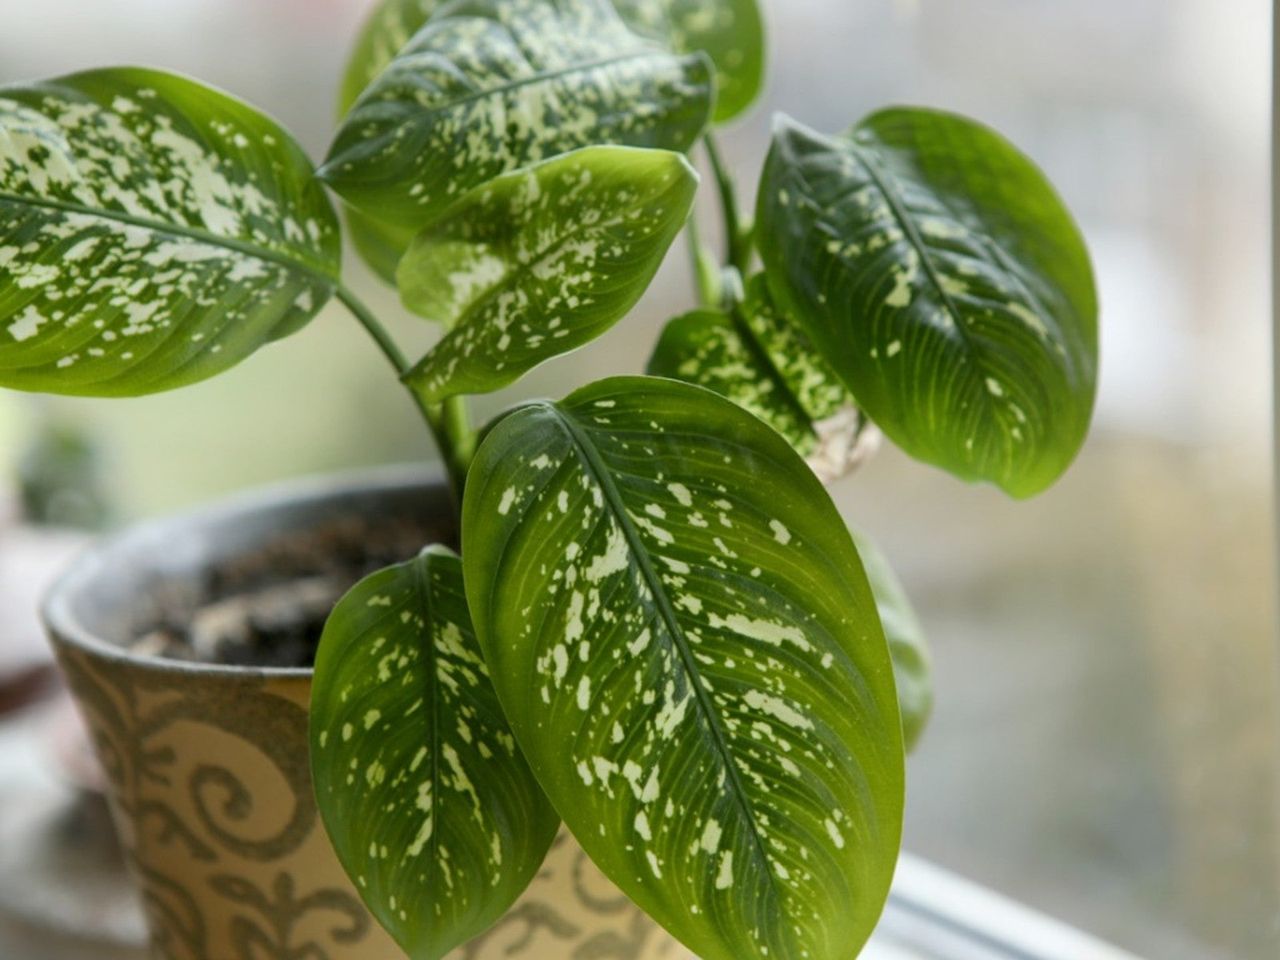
xmin=840 ymin=138 xmax=1012 ymax=440
xmin=411 ymin=554 xmax=445 ymax=935
xmin=544 ymin=400 xmax=789 ymax=933
xmin=846 ymin=135 xmax=1072 ymax=368
xmin=842 ymin=142 xmax=981 ymax=357
xmin=330 ymin=48 xmax=694 ymax=171
xmin=726 ymin=303 xmax=817 ymax=438
xmin=0 ymin=189 xmax=337 ymax=285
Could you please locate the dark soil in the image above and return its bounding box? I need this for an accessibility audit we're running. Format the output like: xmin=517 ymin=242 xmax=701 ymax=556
xmin=130 ymin=512 xmax=455 ymax=669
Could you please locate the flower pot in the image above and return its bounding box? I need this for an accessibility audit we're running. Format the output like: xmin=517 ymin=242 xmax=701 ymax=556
xmin=42 ymin=467 xmax=688 ymax=960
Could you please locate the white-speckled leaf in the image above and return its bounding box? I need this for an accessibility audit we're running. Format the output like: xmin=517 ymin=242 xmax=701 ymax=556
xmin=462 ymin=376 xmax=905 ymax=960
xmin=648 ymin=275 xmax=867 ymax=477
xmin=650 ymin=307 xmax=815 ymax=449
xmin=613 ymin=0 xmax=765 ymax=123
xmin=335 ymin=0 xmax=445 ymax=284
xmin=758 ymin=110 xmax=1098 ymax=498
xmin=337 ymin=0 xmax=448 ymax=116
xmin=401 ymin=146 xmax=696 ymax=402
xmin=0 ymin=68 xmax=339 ymax=397
xmin=850 ymin=530 xmax=932 ymax=753
xmin=311 ymin=546 xmax=559 ymax=960
xmin=321 ymin=0 xmax=714 ymax=231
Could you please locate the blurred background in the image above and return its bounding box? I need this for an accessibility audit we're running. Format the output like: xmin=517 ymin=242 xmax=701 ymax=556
xmin=0 ymin=1 xmax=1276 ymax=958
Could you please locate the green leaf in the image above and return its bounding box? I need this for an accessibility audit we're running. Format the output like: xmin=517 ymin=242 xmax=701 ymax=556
xmin=650 ymin=307 xmax=813 ymax=445
xmin=337 ymin=0 xmax=445 ymax=117
xmin=757 ymin=110 xmax=1098 ymax=498
xmin=321 ymin=0 xmax=714 ymax=231
xmin=335 ymin=0 xmax=440 ymax=285
xmin=613 ymin=0 xmax=765 ymax=123
xmin=401 ymin=146 xmax=697 ymax=402
xmin=346 ymin=205 xmax=415 ymax=286
xmin=0 ymin=67 xmax=339 ymax=397
xmin=648 ymin=276 xmax=871 ymax=481
xmin=336 ymin=0 xmax=445 ymax=284
xmin=310 ymin=546 xmax=560 ymax=960
xmin=462 ymin=376 xmax=905 ymax=960
xmin=851 ymin=530 xmax=932 ymax=752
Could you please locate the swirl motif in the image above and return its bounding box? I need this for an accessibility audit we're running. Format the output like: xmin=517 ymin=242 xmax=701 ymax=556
xmin=53 ymin=644 xmax=388 ymax=960
xmin=54 ymin=641 xmax=688 ymax=959
xmin=211 ymin=872 xmax=368 ymax=960
xmin=180 ymin=687 xmax=315 ymax=862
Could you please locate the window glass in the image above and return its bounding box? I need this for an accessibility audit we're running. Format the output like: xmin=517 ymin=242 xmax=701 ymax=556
xmin=0 ymin=3 xmax=1274 ymax=957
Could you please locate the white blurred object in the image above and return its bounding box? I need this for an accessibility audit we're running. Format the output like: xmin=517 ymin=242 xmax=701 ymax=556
xmin=0 ymin=528 xmax=86 ymax=675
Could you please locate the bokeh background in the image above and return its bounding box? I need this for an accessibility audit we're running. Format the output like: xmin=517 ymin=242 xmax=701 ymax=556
xmin=0 ymin=1 xmax=1276 ymax=958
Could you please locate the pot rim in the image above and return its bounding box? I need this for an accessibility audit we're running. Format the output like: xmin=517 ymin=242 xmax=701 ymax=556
xmin=40 ymin=462 xmax=449 ymax=681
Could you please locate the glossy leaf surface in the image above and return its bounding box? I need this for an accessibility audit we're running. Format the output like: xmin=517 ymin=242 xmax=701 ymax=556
xmin=758 ymin=110 xmax=1098 ymax=497
xmin=322 ymin=0 xmax=714 ymax=231
xmin=613 ymin=0 xmax=765 ymax=123
xmin=336 ymin=0 xmax=446 ymax=283
xmin=648 ymin=275 xmax=861 ymax=471
xmin=851 ymin=530 xmax=932 ymax=752
xmin=401 ymin=146 xmax=697 ymax=402
xmin=462 ymin=376 xmax=905 ymax=960
xmin=337 ymin=0 xmax=445 ymax=116
xmin=311 ymin=547 xmax=559 ymax=960
xmin=0 ymin=68 xmax=339 ymax=397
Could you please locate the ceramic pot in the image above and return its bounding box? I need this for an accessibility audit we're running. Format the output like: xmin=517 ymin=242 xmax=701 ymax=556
xmin=42 ymin=467 xmax=688 ymax=960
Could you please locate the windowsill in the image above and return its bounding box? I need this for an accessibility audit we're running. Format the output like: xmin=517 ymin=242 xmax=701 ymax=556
xmin=873 ymin=853 xmax=1145 ymax=960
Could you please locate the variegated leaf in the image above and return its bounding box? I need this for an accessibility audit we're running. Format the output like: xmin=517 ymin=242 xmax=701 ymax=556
xmin=335 ymin=0 xmax=445 ymax=285
xmin=613 ymin=0 xmax=765 ymax=123
xmin=321 ymin=0 xmax=714 ymax=231
xmin=758 ymin=110 xmax=1098 ymax=498
xmin=462 ymin=376 xmax=905 ymax=960
xmin=337 ymin=0 xmax=447 ymax=116
xmin=851 ymin=530 xmax=932 ymax=752
xmin=401 ymin=146 xmax=697 ymax=402
xmin=0 ymin=68 xmax=339 ymax=397
xmin=310 ymin=546 xmax=559 ymax=960
xmin=648 ymin=276 xmax=871 ymax=481
xmin=650 ymin=307 xmax=813 ymax=448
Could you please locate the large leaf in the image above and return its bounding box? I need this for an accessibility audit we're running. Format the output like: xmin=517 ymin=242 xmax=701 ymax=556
xmin=613 ymin=0 xmax=765 ymax=123
xmin=337 ymin=0 xmax=446 ymax=117
xmin=462 ymin=376 xmax=905 ymax=960
xmin=0 ymin=68 xmax=339 ymax=397
xmin=401 ymin=146 xmax=697 ymax=402
xmin=648 ymin=275 xmax=871 ymax=481
xmin=757 ymin=110 xmax=1098 ymax=498
xmin=321 ymin=0 xmax=714 ymax=231
xmin=851 ymin=530 xmax=932 ymax=752
xmin=310 ymin=546 xmax=559 ymax=960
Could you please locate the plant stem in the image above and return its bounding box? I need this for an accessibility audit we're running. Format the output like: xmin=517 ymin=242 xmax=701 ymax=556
xmin=336 ymin=283 xmax=410 ymax=375
xmin=684 ymin=214 xmax=721 ymax=308
xmin=335 ymin=284 xmax=474 ymax=503
xmin=703 ymin=133 xmax=750 ymax=276
xmin=439 ymin=395 xmax=476 ymax=491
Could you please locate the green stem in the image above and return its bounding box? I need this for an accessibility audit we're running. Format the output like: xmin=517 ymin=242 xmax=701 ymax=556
xmin=684 ymin=214 xmax=721 ymax=308
xmin=703 ymin=133 xmax=751 ymax=276
xmin=336 ymin=283 xmax=410 ymax=374
xmin=439 ymin=395 xmax=476 ymax=491
xmin=335 ymin=284 xmax=474 ymax=504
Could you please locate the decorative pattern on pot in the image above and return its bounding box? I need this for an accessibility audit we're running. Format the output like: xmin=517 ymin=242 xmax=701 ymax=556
xmin=50 ymin=641 xmax=689 ymax=960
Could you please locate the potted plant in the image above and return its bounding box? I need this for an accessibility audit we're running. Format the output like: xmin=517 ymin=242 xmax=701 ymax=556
xmin=6 ymin=0 xmax=1098 ymax=957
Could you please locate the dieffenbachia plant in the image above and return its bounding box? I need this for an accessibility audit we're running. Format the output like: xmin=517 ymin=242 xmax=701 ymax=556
xmin=0 ymin=0 xmax=1097 ymax=957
